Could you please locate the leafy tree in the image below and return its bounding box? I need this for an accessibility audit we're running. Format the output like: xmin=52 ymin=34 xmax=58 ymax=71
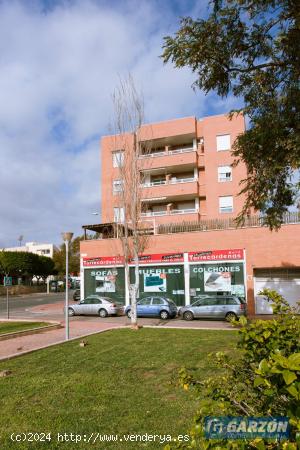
xmin=33 ymin=255 xmax=56 ymax=283
xmin=53 ymin=236 xmax=82 ymax=276
xmin=162 ymin=0 xmax=300 ymax=229
xmin=0 ymin=251 xmax=55 ymax=283
xmin=170 ymin=290 xmax=300 ymax=449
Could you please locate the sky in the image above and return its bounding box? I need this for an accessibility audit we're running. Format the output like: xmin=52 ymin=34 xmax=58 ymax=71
xmin=0 ymin=0 xmax=240 ymax=248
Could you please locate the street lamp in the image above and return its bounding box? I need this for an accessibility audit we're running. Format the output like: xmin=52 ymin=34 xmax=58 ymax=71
xmin=61 ymin=231 xmax=73 ymax=340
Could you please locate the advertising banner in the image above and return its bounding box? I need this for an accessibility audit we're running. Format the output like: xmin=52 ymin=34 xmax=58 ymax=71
xmin=204 ymin=270 xmax=232 ymax=292
xmin=188 ymin=249 xmax=244 ymax=262
xmin=83 ymin=256 xmax=124 ymax=266
xmin=84 ymin=267 xmax=126 ymax=304
xmin=190 ymin=263 xmax=245 ymax=300
xmin=130 ymin=253 xmax=184 ymax=264
xmin=130 ymin=265 xmax=185 ymax=305
xmin=84 ymin=250 xmax=241 ymax=266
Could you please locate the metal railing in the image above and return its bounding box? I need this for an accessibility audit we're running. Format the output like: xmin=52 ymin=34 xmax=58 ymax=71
xmin=169 ymin=147 xmax=194 ymax=155
xmin=139 ymin=147 xmax=195 ymax=159
xmin=170 ymin=208 xmax=197 ymax=215
xmin=142 ymin=180 xmax=167 ymax=187
xmin=141 ymin=208 xmax=198 ymax=217
xmin=157 ymin=212 xmax=300 ymax=234
xmin=141 ymin=177 xmax=197 ymax=188
xmin=82 ymin=212 xmax=300 ymax=240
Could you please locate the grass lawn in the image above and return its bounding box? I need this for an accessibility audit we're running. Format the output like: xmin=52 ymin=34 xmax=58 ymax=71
xmin=0 ymin=328 xmax=238 ymax=449
xmin=0 ymin=322 xmax=51 ymax=335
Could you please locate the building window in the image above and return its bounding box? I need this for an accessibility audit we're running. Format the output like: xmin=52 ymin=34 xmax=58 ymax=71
xmin=218 ymin=166 xmax=232 ymax=182
xmin=216 ymin=134 xmax=231 ymax=151
xmin=219 ymin=196 xmax=233 ymax=213
xmin=113 ymin=179 xmax=123 ymax=193
xmin=112 ymin=150 xmax=124 ymax=168
xmin=114 ymin=207 xmax=125 ymax=223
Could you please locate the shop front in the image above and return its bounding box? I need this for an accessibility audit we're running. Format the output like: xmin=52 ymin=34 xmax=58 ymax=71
xmin=82 ymin=249 xmax=246 ymax=306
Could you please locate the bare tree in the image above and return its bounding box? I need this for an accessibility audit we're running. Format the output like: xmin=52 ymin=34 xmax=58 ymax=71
xmin=111 ymin=75 xmax=152 ymax=329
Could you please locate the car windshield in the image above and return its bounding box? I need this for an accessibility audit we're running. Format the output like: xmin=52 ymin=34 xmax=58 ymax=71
xmin=100 ymin=297 xmax=113 ymax=302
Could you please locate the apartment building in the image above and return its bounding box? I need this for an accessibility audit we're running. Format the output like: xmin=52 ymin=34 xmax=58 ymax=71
xmin=101 ymin=114 xmax=247 ymax=225
xmin=80 ymin=114 xmax=300 ymax=316
xmin=2 ymin=242 xmax=55 ymax=258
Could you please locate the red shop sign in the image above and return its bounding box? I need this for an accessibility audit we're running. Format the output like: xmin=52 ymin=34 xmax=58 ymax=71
xmin=130 ymin=252 xmax=184 ymax=264
xmin=83 ymin=256 xmax=124 ymax=266
xmin=188 ymin=249 xmax=244 ymax=262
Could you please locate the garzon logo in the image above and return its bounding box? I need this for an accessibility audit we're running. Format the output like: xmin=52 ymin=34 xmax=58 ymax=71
xmin=204 ymin=416 xmax=290 ymax=440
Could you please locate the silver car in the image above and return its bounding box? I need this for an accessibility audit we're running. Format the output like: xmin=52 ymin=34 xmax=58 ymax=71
xmin=180 ymin=295 xmax=246 ymax=321
xmin=68 ymin=295 xmax=123 ymax=318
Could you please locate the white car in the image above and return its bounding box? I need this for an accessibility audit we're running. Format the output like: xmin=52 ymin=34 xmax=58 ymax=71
xmin=68 ymin=295 xmax=123 ymax=318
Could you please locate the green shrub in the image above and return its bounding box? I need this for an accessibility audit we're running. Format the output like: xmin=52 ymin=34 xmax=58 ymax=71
xmin=166 ymin=290 xmax=300 ymax=449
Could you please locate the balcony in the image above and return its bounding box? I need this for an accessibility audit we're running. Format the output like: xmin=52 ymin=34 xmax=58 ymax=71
xmin=138 ymin=147 xmax=197 ymax=170
xmin=141 ymin=178 xmax=199 ymax=200
xmin=141 ymin=208 xmax=200 ymax=224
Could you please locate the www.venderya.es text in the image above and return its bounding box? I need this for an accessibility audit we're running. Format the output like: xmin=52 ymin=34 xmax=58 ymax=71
xmin=10 ymin=432 xmax=190 ymax=445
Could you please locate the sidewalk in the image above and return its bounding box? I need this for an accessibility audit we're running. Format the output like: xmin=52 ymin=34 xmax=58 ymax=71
xmin=0 ymin=321 xmax=124 ymax=361
xmin=0 ymin=301 xmax=235 ymax=361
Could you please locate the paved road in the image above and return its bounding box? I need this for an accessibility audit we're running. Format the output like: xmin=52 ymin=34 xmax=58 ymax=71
xmin=0 ymin=292 xmax=234 ymax=330
xmin=0 ymin=292 xmax=65 ymax=320
xmin=0 ymin=293 xmax=235 ymax=360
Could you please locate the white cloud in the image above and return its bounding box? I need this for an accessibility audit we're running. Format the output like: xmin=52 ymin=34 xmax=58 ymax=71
xmin=0 ymin=0 xmax=229 ymax=247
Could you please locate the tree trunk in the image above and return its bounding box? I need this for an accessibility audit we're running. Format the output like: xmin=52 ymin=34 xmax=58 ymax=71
xmin=130 ymin=251 xmax=139 ymax=329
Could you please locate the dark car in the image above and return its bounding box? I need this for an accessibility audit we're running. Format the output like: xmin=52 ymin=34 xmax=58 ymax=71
xmin=73 ymin=289 xmax=80 ymax=301
xmin=179 ymin=295 xmax=247 ymax=321
xmin=124 ymin=296 xmax=178 ymax=320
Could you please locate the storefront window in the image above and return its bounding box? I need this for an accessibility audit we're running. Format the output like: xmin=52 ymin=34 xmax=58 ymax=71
xmin=129 ymin=265 xmax=185 ymax=306
xmin=190 ymin=262 xmax=245 ymax=302
xmin=84 ymin=267 xmax=126 ymax=304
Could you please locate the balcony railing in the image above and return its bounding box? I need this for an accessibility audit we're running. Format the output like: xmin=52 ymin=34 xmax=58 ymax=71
xmin=169 ymin=147 xmax=194 ymax=155
xmin=170 ymin=208 xmax=197 ymax=215
xmin=142 ymin=177 xmax=197 ymax=188
xmin=82 ymin=212 xmax=300 ymax=239
xmin=157 ymin=212 xmax=300 ymax=234
xmin=139 ymin=147 xmax=195 ymax=159
xmin=141 ymin=208 xmax=198 ymax=217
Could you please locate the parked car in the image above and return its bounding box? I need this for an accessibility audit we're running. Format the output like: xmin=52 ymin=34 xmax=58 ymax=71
xmin=179 ymin=295 xmax=246 ymax=321
xmin=73 ymin=289 xmax=80 ymax=301
xmin=125 ymin=296 xmax=178 ymax=320
xmin=68 ymin=295 xmax=123 ymax=318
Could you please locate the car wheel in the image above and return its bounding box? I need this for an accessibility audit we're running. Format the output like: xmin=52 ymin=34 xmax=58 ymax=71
xmin=99 ymin=308 xmax=108 ymax=318
xmin=126 ymin=309 xmax=132 ymax=318
xmin=183 ymin=311 xmax=194 ymax=321
xmin=160 ymin=310 xmax=169 ymax=320
xmin=68 ymin=307 xmax=75 ymax=316
xmin=225 ymin=312 xmax=237 ymax=322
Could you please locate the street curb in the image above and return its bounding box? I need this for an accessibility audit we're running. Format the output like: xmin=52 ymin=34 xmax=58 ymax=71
xmin=0 ymin=319 xmax=60 ymax=323
xmin=0 ymin=323 xmax=62 ymax=341
xmin=143 ymin=325 xmax=235 ymax=331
